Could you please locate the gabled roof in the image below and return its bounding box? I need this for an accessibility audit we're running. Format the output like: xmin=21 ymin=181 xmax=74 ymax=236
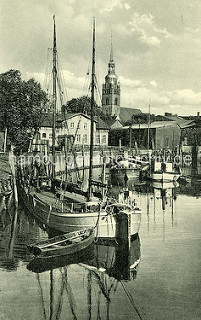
xmin=40 ymin=113 xmax=62 ymax=128
xmin=164 ymin=114 xmax=183 ymax=121
xmin=94 ymin=117 xmax=110 ymax=130
xmin=62 ymin=113 xmax=91 ymax=121
xmin=40 ymin=112 xmax=94 ymax=128
xmin=175 ymin=119 xmax=196 ymax=129
xmin=111 ymin=121 xmax=180 ymax=131
xmin=104 ymin=118 xmax=123 ymax=128
xmin=119 ymin=107 xmax=142 ymax=123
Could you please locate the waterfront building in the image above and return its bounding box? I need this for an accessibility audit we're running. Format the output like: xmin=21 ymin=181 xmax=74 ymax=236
xmin=109 ymin=121 xmax=181 ymax=150
xmin=32 ymin=112 xmax=109 ymax=151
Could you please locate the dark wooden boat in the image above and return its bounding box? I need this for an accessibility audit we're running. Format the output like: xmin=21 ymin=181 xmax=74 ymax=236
xmin=27 ymin=228 xmax=95 ymax=257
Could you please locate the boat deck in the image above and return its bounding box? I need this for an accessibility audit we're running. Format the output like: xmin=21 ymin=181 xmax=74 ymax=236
xmin=31 ymin=189 xmax=100 ymax=213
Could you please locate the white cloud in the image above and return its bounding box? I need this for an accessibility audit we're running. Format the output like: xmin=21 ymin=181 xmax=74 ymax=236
xmin=124 ymin=3 xmax=131 ymax=10
xmin=150 ymin=80 xmax=158 ymax=87
xmin=100 ymin=0 xmax=131 ymax=13
xmin=129 ymin=13 xmax=172 ymax=47
xmin=24 ymin=72 xmax=45 ymax=85
xmin=118 ymin=76 xmax=143 ymax=88
xmin=169 ymin=89 xmax=201 ymax=105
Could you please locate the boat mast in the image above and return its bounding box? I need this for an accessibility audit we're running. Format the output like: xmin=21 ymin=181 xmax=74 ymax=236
xmin=147 ymin=100 xmax=150 ymax=152
xmin=52 ymin=15 xmax=57 ymax=180
xmin=88 ymin=17 xmax=96 ymax=200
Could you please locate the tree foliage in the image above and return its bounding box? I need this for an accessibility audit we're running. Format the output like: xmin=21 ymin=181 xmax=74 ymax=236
xmin=0 ymin=69 xmax=47 ymax=151
xmin=62 ymin=96 xmax=103 ymax=116
xmin=62 ymin=95 xmax=119 ymax=123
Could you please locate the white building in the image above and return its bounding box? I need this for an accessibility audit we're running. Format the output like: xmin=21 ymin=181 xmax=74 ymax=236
xmin=32 ymin=113 xmax=109 ymax=151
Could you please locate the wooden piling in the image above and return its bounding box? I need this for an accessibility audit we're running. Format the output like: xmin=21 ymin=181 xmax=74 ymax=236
xmin=9 ymin=147 xmax=18 ymax=207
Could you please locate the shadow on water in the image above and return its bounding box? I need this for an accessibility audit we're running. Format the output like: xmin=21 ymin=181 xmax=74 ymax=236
xmin=26 ymin=234 xmax=141 ymax=320
xmin=2 ymin=176 xmax=201 ymax=319
xmin=0 ymin=196 xmax=143 ymax=319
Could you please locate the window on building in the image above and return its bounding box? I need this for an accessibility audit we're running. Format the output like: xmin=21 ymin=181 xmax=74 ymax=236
xmin=115 ymin=98 xmax=118 ymax=105
xmin=49 ymin=133 xmax=52 ymax=139
xmin=83 ymin=134 xmax=87 ymax=144
xmin=84 ymin=123 xmax=87 ymax=129
xmin=42 ymin=133 xmax=46 ymax=138
xmin=102 ymin=135 xmax=106 ymax=144
xmin=70 ymin=122 xmax=74 ymax=128
xmin=96 ymin=135 xmax=100 ymax=144
xmin=77 ymin=134 xmax=81 ymax=143
xmin=106 ymin=98 xmax=109 ymax=105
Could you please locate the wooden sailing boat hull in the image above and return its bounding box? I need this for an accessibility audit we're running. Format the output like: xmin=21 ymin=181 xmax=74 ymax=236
xmin=152 ymin=181 xmax=179 ymax=190
xmin=151 ymin=172 xmax=180 ymax=182
xmin=110 ymin=167 xmax=140 ymax=180
xmin=19 ymin=187 xmax=141 ymax=239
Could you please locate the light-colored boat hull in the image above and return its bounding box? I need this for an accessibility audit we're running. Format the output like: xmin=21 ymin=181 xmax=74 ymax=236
xmin=20 ymin=189 xmax=141 ymax=239
xmin=151 ymin=172 xmax=180 ymax=182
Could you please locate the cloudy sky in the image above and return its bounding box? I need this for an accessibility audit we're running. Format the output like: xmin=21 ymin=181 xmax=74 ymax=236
xmin=1 ymin=0 xmax=201 ymax=115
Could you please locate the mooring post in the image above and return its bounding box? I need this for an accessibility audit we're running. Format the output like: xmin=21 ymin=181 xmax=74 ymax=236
xmin=9 ymin=146 xmax=18 ymax=208
xmin=115 ymin=211 xmax=131 ymax=249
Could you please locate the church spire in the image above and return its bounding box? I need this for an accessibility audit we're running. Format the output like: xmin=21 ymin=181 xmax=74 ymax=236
xmin=110 ymin=31 xmax=113 ymax=62
xmin=108 ymin=31 xmax=115 ymax=75
xmin=102 ymin=32 xmax=120 ymax=117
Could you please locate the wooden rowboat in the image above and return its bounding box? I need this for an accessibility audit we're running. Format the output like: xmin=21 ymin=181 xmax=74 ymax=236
xmin=27 ymin=228 xmax=95 ymax=257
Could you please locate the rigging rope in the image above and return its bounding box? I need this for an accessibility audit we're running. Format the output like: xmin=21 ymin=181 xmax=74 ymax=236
xmin=120 ymin=281 xmax=143 ymax=320
xmin=36 ymin=273 xmax=47 ymax=320
xmin=54 ymin=271 xmax=66 ymax=320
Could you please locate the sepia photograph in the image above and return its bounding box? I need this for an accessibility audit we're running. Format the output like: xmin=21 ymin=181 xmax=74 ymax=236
xmin=0 ymin=1 xmax=201 ymax=319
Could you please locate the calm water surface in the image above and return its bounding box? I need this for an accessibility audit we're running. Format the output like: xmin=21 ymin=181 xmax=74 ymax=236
xmin=0 ymin=181 xmax=201 ymax=320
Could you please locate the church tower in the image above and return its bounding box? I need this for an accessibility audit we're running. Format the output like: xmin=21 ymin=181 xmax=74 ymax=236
xmin=102 ymin=35 xmax=120 ymax=117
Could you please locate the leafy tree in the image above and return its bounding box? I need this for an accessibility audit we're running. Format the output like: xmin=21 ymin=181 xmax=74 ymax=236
xmin=0 ymin=69 xmax=47 ymax=152
xmin=62 ymin=95 xmax=102 ymax=117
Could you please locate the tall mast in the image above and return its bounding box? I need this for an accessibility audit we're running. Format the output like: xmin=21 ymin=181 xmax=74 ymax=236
xmin=88 ymin=17 xmax=96 ymax=200
xmin=147 ymin=101 xmax=150 ymax=151
xmin=52 ymin=15 xmax=57 ymax=179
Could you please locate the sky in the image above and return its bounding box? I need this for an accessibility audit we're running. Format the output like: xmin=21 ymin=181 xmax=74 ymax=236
xmin=1 ymin=0 xmax=201 ymax=115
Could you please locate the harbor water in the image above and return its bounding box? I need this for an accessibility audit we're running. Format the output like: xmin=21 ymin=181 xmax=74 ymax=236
xmin=0 ymin=174 xmax=201 ymax=319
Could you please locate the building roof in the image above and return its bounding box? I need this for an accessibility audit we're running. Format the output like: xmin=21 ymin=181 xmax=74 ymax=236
xmin=62 ymin=113 xmax=91 ymax=121
xmin=164 ymin=113 xmax=183 ymax=121
xmin=175 ymin=119 xmax=196 ymax=129
xmin=119 ymin=107 xmax=142 ymax=123
xmin=111 ymin=121 xmax=180 ymax=131
xmin=40 ymin=113 xmax=62 ymax=128
xmin=40 ymin=112 xmax=94 ymax=128
xmin=94 ymin=117 xmax=110 ymax=130
xmin=110 ymin=118 xmax=197 ymax=131
xmin=104 ymin=118 xmax=123 ymax=128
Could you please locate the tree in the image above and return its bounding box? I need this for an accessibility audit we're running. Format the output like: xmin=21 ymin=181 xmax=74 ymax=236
xmin=62 ymin=96 xmax=102 ymax=117
xmin=0 ymin=69 xmax=47 ymax=152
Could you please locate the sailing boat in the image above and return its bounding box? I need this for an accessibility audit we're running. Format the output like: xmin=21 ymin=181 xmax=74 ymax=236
xmin=18 ymin=17 xmax=141 ymax=239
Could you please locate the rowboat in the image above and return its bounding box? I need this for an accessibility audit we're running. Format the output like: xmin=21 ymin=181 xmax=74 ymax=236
xmin=27 ymin=228 xmax=95 ymax=257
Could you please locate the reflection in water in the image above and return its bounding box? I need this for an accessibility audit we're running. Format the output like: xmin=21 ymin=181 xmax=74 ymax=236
xmin=0 ymin=203 xmax=47 ymax=271
xmin=0 ymin=197 xmax=142 ymax=319
xmin=1 ymin=178 xmax=201 ymax=319
xmin=27 ymin=235 xmax=141 ymax=320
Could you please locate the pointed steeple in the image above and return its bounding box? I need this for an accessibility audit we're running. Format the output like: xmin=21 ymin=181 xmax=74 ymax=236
xmin=102 ymin=32 xmax=120 ymax=117
xmin=108 ymin=32 xmax=115 ymax=75
xmin=110 ymin=31 xmax=113 ymax=62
